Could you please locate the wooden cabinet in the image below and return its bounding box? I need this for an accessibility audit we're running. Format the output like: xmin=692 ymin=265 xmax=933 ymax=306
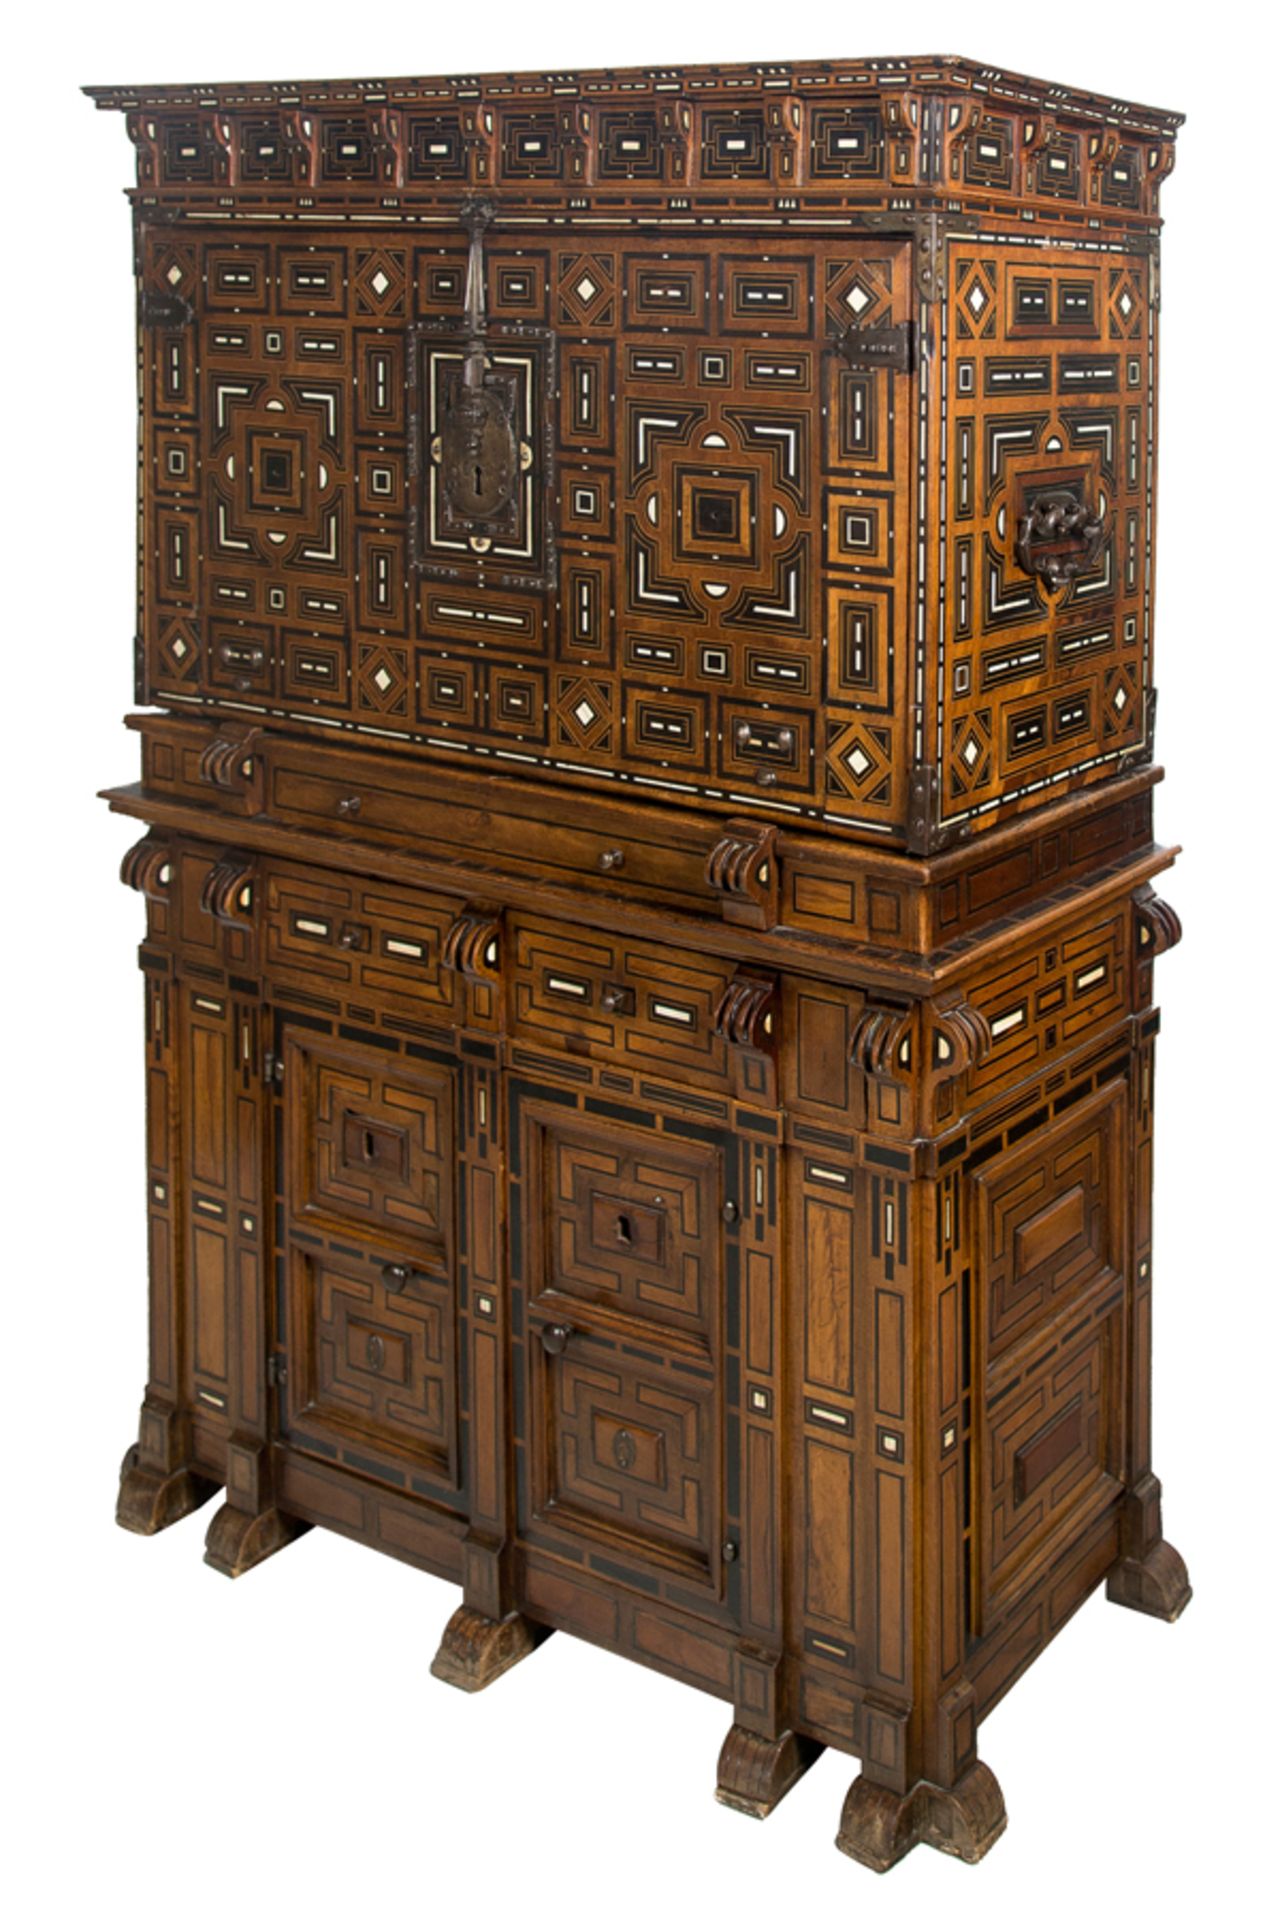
xmin=96 ymin=52 xmax=1190 ymax=1875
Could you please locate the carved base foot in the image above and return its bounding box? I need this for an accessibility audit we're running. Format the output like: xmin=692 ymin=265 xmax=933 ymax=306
xmin=836 ymin=1760 xmax=1008 ymax=1873
xmin=430 ymin=1605 xmax=551 ymax=1693
xmin=716 ymin=1723 xmax=823 ymax=1818
xmin=1107 ymin=1538 xmax=1192 ymax=1622
xmin=203 ymin=1500 xmax=311 ymax=1578
xmin=116 ymin=1443 xmax=219 ymax=1537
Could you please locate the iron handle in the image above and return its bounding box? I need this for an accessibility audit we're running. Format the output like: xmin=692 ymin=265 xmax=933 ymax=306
xmin=598 ymin=848 xmax=625 ymax=872
xmin=382 ymin=1262 xmax=413 ymax=1293
xmin=1015 ymin=490 xmax=1107 ymax=591
xmin=337 ymin=794 xmax=362 ymax=816
xmin=538 ymin=1322 xmax=573 ymax=1357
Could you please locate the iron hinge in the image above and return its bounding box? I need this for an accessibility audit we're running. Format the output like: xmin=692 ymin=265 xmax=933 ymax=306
xmin=832 ymin=318 xmax=914 ymax=375
xmin=267 ymin=1353 xmax=287 ymax=1388
xmin=264 ymin=1049 xmax=284 ymax=1088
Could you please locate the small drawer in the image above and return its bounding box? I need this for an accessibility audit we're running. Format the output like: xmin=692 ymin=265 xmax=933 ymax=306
xmin=510 ymin=916 xmax=738 ymax=1090
xmin=266 ymin=740 xmax=740 ymax=918
xmin=207 ymin=623 xmax=274 ymax=696
xmin=264 ymin=861 xmax=462 ymax=1019
xmin=719 ymin=705 xmax=813 ymax=794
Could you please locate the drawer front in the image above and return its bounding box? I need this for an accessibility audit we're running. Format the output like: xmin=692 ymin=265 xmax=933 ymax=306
xmin=266 ymin=743 xmax=723 ymax=913
xmin=264 ymin=863 xmax=462 ymax=1019
xmin=511 ymin=917 xmax=738 ymax=1090
xmin=970 ymin=1082 xmax=1127 ymax=1628
xmin=284 ymin=1235 xmax=459 ymax=1489
xmin=284 ymin=1029 xmax=453 ymax=1254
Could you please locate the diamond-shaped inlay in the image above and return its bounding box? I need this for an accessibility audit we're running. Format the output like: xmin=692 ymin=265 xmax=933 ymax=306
xmin=374 ymin=665 xmax=393 ymax=694
xmin=573 ymin=698 xmax=597 ymax=728
xmin=846 ymin=742 xmax=872 ymax=778
xmin=169 ymin=633 xmax=189 ymax=661
xmin=962 ymin=732 xmax=981 ymax=768
xmin=967 ymin=281 xmax=989 ymax=317
xmin=576 ymin=274 xmax=599 ymax=304
xmin=166 ymin=262 xmax=184 ymax=286
xmin=845 ymin=279 xmax=872 ymax=315
xmin=1113 ymin=685 xmax=1128 ymax=711
xmin=1119 ymin=287 xmax=1134 ymax=319
xmin=370 ymin=268 xmax=391 ymax=297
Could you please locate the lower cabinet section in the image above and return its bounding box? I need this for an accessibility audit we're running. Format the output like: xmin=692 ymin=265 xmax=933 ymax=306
xmin=115 ymin=817 xmax=1189 ymax=1871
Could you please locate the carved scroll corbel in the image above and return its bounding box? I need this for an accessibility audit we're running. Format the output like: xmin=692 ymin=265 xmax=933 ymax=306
xmin=200 ymin=855 xmax=256 ymax=928
xmin=763 ymin=97 xmax=801 ymax=181
xmin=120 ymin=833 xmax=173 ymax=903
xmin=883 ymin=93 xmax=916 ymax=179
xmin=1086 ymin=128 xmax=1120 ymax=204
xmin=657 ymin=102 xmax=692 ymax=183
xmin=849 ymin=996 xmax=915 ymax=1087
xmin=281 ymin=110 xmax=319 ymax=185
xmin=923 ymin=993 xmax=993 ymax=1107
xmin=444 ymin=907 xmax=502 ymax=981
xmin=713 ymin=970 xmax=780 ymax=1104
xmin=369 ymin=108 xmax=404 ymax=186
xmin=705 ymin=820 xmax=779 ymax=930
xmin=198 ymin=725 xmax=265 ymax=812
xmin=1134 ymin=886 xmax=1182 ymax=957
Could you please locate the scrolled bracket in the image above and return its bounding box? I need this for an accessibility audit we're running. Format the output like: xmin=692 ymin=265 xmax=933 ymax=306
xmin=713 ymin=970 xmax=780 ymax=1105
xmin=924 ymin=992 xmax=993 ymax=1097
xmin=706 ymin=819 xmax=779 ymax=930
xmin=1134 ymin=886 xmax=1182 ymax=957
xmin=200 ymin=854 xmax=255 ymax=928
xmin=849 ymin=995 xmax=915 ymax=1087
xmin=198 ymin=726 xmax=264 ymax=809
xmin=444 ymin=907 xmax=502 ymax=981
xmin=713 ymin=971 xmax=778 ymax=1054
xmin=120 ymin=833 xmax=173 ymax=903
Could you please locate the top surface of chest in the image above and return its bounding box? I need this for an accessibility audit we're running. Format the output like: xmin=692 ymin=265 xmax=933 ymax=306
xmin=88 ymin=56 xmax=1181 ymax=856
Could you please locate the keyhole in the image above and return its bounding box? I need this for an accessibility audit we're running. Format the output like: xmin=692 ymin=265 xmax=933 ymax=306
xmin=473 ymin=463 xmax=483 ymax=501
xmin=616 ymin=1213 xmax=633 ymax=1246
xmin=363 ymin=1128 xmax=376 ymax=1162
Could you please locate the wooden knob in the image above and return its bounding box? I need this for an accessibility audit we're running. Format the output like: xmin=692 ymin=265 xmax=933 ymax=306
xmin=539 ymin=1323 xmax=572 ymax=1357
xmin=382 ymin=1263 xmax=412 ymax=1294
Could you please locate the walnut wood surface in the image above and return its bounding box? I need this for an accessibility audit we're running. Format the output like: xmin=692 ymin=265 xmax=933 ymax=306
xmin=92 ymin=53 xmax=1189 ymax=1875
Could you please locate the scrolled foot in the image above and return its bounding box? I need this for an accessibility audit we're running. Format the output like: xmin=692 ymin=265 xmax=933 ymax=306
xmin=836 ymin=1760 xmax=1007 ymax=1873
xmin=430 ymin=1604 xmax=551 ymax=1693
xmin=716 ymin=1723 xmax=823 ymax=1818
xmin=203 ymin=1500 xmax=311 ymax=1578
xmin=1107 ymin=1538 xmax=1192 ymax=1622
xmin=116 ymin=1443 xmax=219 ymax=1536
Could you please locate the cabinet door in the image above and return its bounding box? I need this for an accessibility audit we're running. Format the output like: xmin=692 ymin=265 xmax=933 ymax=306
xmin=510 ymin=1083 xmax=765 ymax=1627
xmin=969 ymin=1081 xmax=1128 ymax=1631
xmin=279 ymin=1023 xmax=462 ymax=1493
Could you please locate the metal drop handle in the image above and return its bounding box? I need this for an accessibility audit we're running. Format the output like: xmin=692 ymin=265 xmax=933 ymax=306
xmin=1015 ymin=490 xmax=1106 ymax=591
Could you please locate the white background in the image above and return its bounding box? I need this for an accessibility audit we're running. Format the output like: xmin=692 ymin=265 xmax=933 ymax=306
xmin=5 ymin=5 xmax=1276 ymax=1914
